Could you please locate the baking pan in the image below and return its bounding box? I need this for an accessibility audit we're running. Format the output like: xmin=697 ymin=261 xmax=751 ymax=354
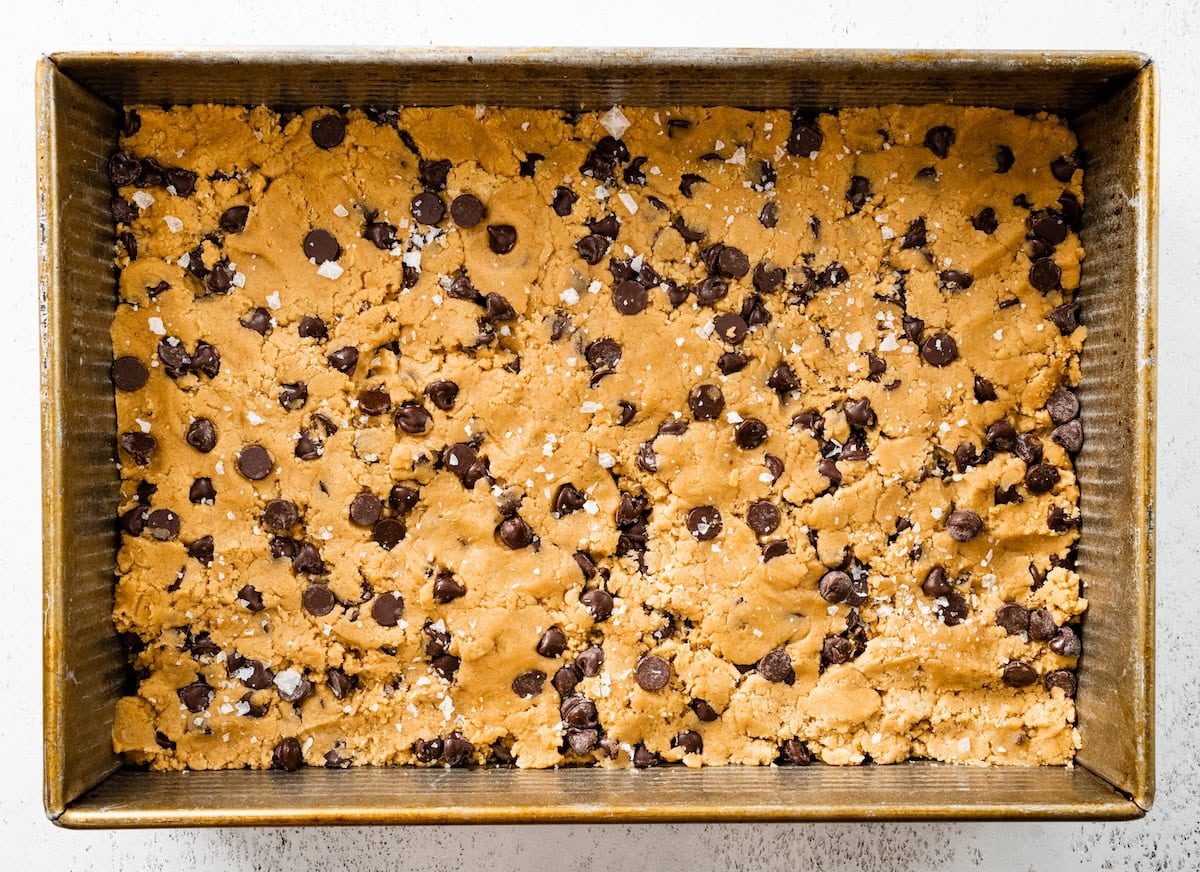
xmin=37 ymin=48 xmax=1156 ymax=826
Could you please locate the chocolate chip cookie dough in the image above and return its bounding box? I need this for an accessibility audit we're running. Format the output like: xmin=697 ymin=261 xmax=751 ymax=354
xmin=109 ymin=102 xmax=1087 ymax=771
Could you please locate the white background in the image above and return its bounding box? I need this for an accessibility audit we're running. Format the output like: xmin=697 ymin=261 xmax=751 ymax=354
xmin=5 ymin=1 xmax=1196 ymax=869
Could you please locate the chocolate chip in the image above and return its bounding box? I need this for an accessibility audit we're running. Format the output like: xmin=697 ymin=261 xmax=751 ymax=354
xmin=337 ymin=495 xmax=379 ymax=532
xmin=607 ymin=279 xmax=648 ymax=316
xmin=579 ymin=588 xmax=613 ymax=622
xmin=1052 ymin=419 xmax=1084 ymax=454
xmin=535 ymin=626 xmax=567 ymax=658
xmin=716 ymin=246 xmax=750 ymax=279
xmin=512 ymin=670 xmax=546 ymax=699
xmin=485 ymin=224 xmax=517 ymax=255
xmin=679 ymin=172 xmax=707 ymax=198
xmin=636 ymin=655 xmax=671 ymax=691
xmin=987 ymin=146 xmax=1013 ymax=176
xmin=819 ymin=262 xmax=849 ymax=287
xmin=327 ymin=346 xmax=359 ymax=375
xmin=717 ymin=351 xmax=749 ymax=375
xmin=424 ymin=571 xmax=463 ymax=606
xmin=758 ymin=648 xmax=795 ymax=684
xmin=551 ymin=663 xmax=582 ymax=698
xmin=552 ymin=483 xmax=587 ymax=518
xmin=845 ymin=398 xmax=877 ymax=429
xmin=371 ymin=592 xmax=405 ymax=627
xmin=110 ymin=194 xmax=137 ymax=224
xmin=188 ymin=477 xmax=216 ymax=505
xmin=999 ymin=660 xmax=1038 ymax=688
xmin=901 ymin=316 xmax=924 ymax=345
xmin=108 ymin=151 xmax=141 ymax=186
xmin=974 ymin=376 xmax=997 ymax=403
xmin=301 ymin=584 xmax=337 ymax=617
xmin=921 ymin=332 xmax=958 ymax=366
xmin=235 ymin=307 xmax=271 ymax=337
xmin=946 ymin=509 xmax=983 ymax=542
xmin=996 ymin=603 xmax=1030 ymax=636
xmin=561 ymin=694 xmax=598 ymax=729
xmin=767 ymin=363 xmax=799 ymax=395
xmin=310 ymin=114 xmax=345 ymax=149
xmin=268 ymin=736 xmax=303 ymax=771
xmin=1048 ymin=504 xmax=1080 ymax=532
xmin=303 ymin=229 xmax=340 ymax=264
xmin=1048 ymin=302 xmax=1081 ymax=335
xmin=178 ymin=680 xmax=213 ymax=712
xmin=900 ymin=216 xmax=927 ymax=249
xmin=1045 ymin=669 xmax=1077 ymax=697
xmin=738 ymin=501 xmax=781 ymax=538
xmin=819 ymin=570 xmax=853 ymax=603
xmin=939 ymin=270 xmax=974 ymax=291
xmin=1029 ymin=257 xmax=1062 ymax=292
xmin=688 ymin=384 xmax=724 ymax=420
xmin=279 ymin=382 xmax=308 ymax=411
xmin=1050 ymin=155 xmax=1077 ymax=183
xmin=818 ymin=458 xmax=842 ymax=486
xmin=787 ymin=119 xmax=823 ymax=157
xmin=734 ymin=418 xmax=768 ymax=449
xmin=156 ymin=337 xmax=191 ymax=378
xmin=1015 ymin=433 xmax=1044 ymax=465
xmin=545 ymin=185 xmax=578 ymax=218
xmin=235 ymin=445 xmax=273 ymax=481
xmin=372 ymin=518 xmax=406 ymax=550
xmin=117 ymin=230 xmax=137 ymax=259
xmin=1050 ymin=626 xmax=1082 ymax=657
xmin=119 ymin=432 xmax=156 ymax=467
xmin=180 ymin=418 xmax=216 ymax=454
xmin=986 ymin=420 xmax=1017 ymax=453
xmin=256 ymin=499 xmax=296 ymax=533
xmin=846 ymin=175 xmax=873 ymax=212
xmin=142 ymin=508 xmax=179 ymax=541
xmin=111 ymin=356 xmax=149 ymax=392
xmin=972 ymin=207 xmax=999 ymax=234
xmin=1046 ymin=388 xmax=1080 ymax=425
xmin=936 ymin=592 xmax=970 ymax=626
xmin=410 ymin=192 xmax=445 ymax=226
xmin=1025 ymin=463 xmax=1061 ymax=495
xmin=686 ymin=506 xmax=722 ymax=541
xmin=1026 ymin=608 xmax=1056 ymax=642
xmin=190 ymin=341 xmax=221 ymax=378
xmin=386 ymin=404 xmax=431 ymax=438
xmin=497 ymin=515 xmax=534 ymax=549
xmin=165 ymin=168 xmax=197 ymax=197
xmin=219 ymin=205 xmax=250 ymax=234
xmin=574 ymin=645 xmax=604 ymax=677
xmin=292 ymin=542 xmax=324 ymax=575
xmin=922 ymin=566 xmax=952 ymax=598
xmin=924 ymin=125 xmax=956 ymax=159
xmin=758 ymin=201 xmax=780 ymax=228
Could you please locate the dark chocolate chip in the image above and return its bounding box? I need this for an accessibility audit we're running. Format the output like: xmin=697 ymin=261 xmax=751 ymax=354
xmin=178 ymin=680 xmax=214 ymax=712
xmin=761 ymin=539 xmax=789 ymax=561
xmin=921 ymin=332 xmax=958 ymax=366
xmin=987 ymin=420 xmax=1018 ymax=453
xmin=561 ymin=694 xmax=598 ymax=728
xmin=819 ymin=570 xmax=853 ymax=603
xmin=636 ymin=655 xmax=671 ymax=691
xmin=411 ymin=192 xmax=445 ymax=226
xmin=111 ymin=356 xmax=148 ymax=391
xmin=190 ymin=341 xmax=220 ymax=377
xmin=364 ymin=220 xmax=397 ymax=250
xmin=1052 ymin=419 xmax=1084 ymax=454
xmin=486 ymin=224 xmax=517 ymax=254
xmin=688 ymin=384 xmax=725 ymax=420
xmin=580 ymin=588 xmax=613 ymax=622
xmin=972 ymin=207 xmax=999 ymax=234
xmin=936 ymin=592 xmax=970 ymax=626
xmin=576 ymin=645 xmax=604 ymax=676
xmin=717 ymin=246 xmax=750 ymax=279
xmin=189 ymin=477 xmax=216 ymax=504
xmin=922 ymin=566 xmax=953 ymax=597
xmin=1029 ymin=258 xmax=1062 ymax=292
xmin=240 ymin=307 xmax=272 ymax=336
xmin=1016 ymin=433 xmax=1044 ymax=465
xmin=551 ymin=186 xmax=578 ymax=217
xmin=695 ymin=277 xmax=728 ymax=305
xmin=553 ymin=483 xmax=587 ymax=518
xmin=680 ymin=173 xmax=707 ymax=197
xmin=924 ymin=125 xmax=956 ymax=159
xmin=292 ymin=542 xmax=324 ymax=575
xmin=119 ymin=432 xmax=156 ymax=467
xmin=327 ymin=346 xmax=359 ymax=375
xmin=372 ymin=518 xmax=406 ymax=550
xmin=220 ymin=205 xmax=250 ymax=233
xmin=347 ymin=493 xmax=382 ymax=527
xmin=767 ymin=362 xmax=799 ymax=394
xmin=512 ymin=670 xmax=547 ymax=699
xmin=746 ymin=500 xmax=781 ymax=535
xmin=846 ymin=175 xmax=873 ymax=212
xmin=1027 ymin=608 xmax=1057 ymax=642
xmin=497 ymin=515 xmax=534 ymax=549
xmin=845 ymin=398 xmax=875 ymax=428
xmin=673 ymin=730 xmax=703 ymax=755
xmin=236 ymin=445 xmax=273 ymax=480
xmin=1025 ymin=463 xmax=1062 ymax=494
xmin=392 ymin=403 xmax=432 ymax=435
xmin=617 ymin=400 xmax=637 ymax=425
xmin=552 ymin=664 xmax=582 ymax=696
xmin=371 ymin=592 xmax=405 ymax=626
xmin=1046 ymin=388 xmax=1080 ymax=424
xmin=759 ymin=201 xmax=780 ymax=228
xmin=144 ymin=508 xmax=180 ymax=541
xmin=974 ymin=376 xmax=997 ymax=403
xmin=1050 ymin=155 xmax=1077 ymax=182
xmin=165 ymin=168 xmax=197 ymax=197
xmin=787 ymin=120 xmax=823 ymax=157
xmin=686 ymin=506 xmax=722 ymax=541
xmin=261 ymin=498 xmax=298 ymax=531
xmin=1002 ymin=660 xmax=1038 ymax=688
xmin=302 ymin=584 xmax=337 ymax=617
xmin=734 ymin=418 xmax=768 ymax=449
xmin=946 ymin=509 xmax=983 ymax=542
xmin=184 ymin=417 xmax=217 ymax=453
xmin=612 ymin=280 xmax=648 ymax=315
xmin=108 ymin=151 xmax=141 ymax=186
xmin=1050 ymin=626 xmax=1082 ymax=657
xmin=432 ymin=570 xmax=466 ymax=604
xmin=758 ymin=648 xmax=795 ymax=684
xmin=1049 ymin=302 xmax=1081 ymax=335
xmin=995 ymin=603 xmax=1030 ymax=636
xmin=303 ymin=229 xmax=340 ymax=264
xmin=271 ymin=737 xmax=303 ymax=771
xmin=111 ymin=195 xmax=137 ymax=224
xmin=818 ymin=458 xmax=842 ymax=486
xmin=279 ymin=382 xmax=308 ymax=411
xmin=940 ymin=270 xmax=974 ymax=291
xmin=718 ymin=351 xmax=748 ymax=374
xmin=994 ymin=145 xmax=1015 ymax=173
xmin=901 ymin=216 xmax=927 ymax=249
xmin=311 ymin=114 xmax=346 ymax=149
xmin=1045 ymin=669 xmax=1077 ymax=697
xmin=536 ymin=626 xmax=567 ymax=658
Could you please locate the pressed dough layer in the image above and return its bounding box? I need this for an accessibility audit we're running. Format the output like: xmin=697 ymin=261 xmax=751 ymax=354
xmin=109 ymin=103 xmax=1086 ymax=770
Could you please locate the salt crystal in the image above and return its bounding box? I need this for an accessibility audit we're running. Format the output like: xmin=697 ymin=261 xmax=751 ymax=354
xmin=583 ymin=500 xmax=599 ymax=515
xmin=317 ymin=260 xmax=343 ymax=280
xmin=247 ymin=411 xmax=264 ymax=425
xmin=580 ymin=401 xmax=603 ymax=414
xmin=845 ymin=331 xmax=863 ymax=352
xmin=560 ymin=287 xmax=580 ymax=306
xmin=273 ymin=668 xmax=303 ymax=697
xmin=147 ymin=316 xmax=165 ymax=335
xmin=402 ymin=250 xmax=421 ymax=268
xmin=599 ymin=105 xmax=630 ymax=140
xmin=618 ymin=192 xmax=638 ymax=215
xmin=333 ymin=203 xmax=350 ymax=218
xmin=265 ymin=291 xmax=281 ymax=310
xmin=726 ymin=411 xmax=744 ymax=424
xmin=131 ymin=191 xmax=155 ymax=210
xmin=598 ymin=452 xmax=616 ymax=469
xmin=879 ymin=334 xmax=899 ymax=352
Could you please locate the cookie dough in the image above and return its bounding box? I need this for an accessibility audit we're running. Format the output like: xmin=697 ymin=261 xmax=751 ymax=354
xmin=108 ymin=102 xmax=1087 ymax=771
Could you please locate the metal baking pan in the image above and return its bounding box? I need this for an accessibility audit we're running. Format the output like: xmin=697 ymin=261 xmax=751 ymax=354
xmin=37 ymin=48 xmax=1156 ymax=825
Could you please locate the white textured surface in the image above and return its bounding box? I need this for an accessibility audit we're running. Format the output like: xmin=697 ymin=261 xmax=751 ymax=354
xmin=5 ymin=1 xmax=1197 ymax=868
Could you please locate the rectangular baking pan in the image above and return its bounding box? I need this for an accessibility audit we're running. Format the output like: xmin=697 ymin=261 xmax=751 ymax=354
xmin=38 ymin=48 xmax=1156 ymax=825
